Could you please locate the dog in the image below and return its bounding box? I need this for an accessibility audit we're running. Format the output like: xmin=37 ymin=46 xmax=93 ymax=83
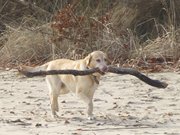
xmin=21 ymin=51 xmax=109 ymax=120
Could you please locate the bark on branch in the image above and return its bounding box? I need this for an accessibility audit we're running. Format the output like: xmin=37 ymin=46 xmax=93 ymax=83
xmin=107 ymin=66 xmax=168 ymax=89
xmin=18 ymin=66 xmax=168 ymax=89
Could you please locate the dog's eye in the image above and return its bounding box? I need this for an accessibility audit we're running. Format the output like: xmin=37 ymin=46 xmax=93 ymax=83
xmin=96 ymin=59 xmax=101 ymax=62
xmin=104 ymin=58 xmax=107 ymax=62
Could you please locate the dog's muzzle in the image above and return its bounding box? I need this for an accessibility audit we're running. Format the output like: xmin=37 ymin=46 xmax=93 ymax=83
xmin=99 ymin=66 xmax=108 ymax=75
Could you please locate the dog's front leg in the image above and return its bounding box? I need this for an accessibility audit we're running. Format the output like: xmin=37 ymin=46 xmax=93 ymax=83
xmin=76 ymin=89 xmax=95 ymax=120
xmin=87 ymin=100 xmax=94 ymax=120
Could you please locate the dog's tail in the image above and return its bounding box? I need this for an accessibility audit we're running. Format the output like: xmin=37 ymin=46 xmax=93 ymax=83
xmin=18 ymin=63 xmax=49 ymax=74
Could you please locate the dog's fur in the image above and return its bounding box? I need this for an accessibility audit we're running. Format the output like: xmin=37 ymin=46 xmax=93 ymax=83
xmin=22 ymin=51 xmax=109 ymax=120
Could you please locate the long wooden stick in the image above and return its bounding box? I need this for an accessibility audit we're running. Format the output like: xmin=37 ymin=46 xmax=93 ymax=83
xmin=18 ymin=66 xmax=168 ymax=88
xmin=107 ymin=66 xmax=168 ymax=88
xmin=19 ymin=68 xmax=101 ymax=77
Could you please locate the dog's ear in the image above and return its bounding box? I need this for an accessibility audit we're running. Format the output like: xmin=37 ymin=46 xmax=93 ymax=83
xmin=106 ymin=57 xmax=111 ymax=65
xmin=105 ymin=54 xmax=111 ymax=65
xmin=85 ymin=54 xmax=92 ymax=67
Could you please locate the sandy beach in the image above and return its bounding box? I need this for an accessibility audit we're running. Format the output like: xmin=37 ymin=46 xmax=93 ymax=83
xmin=0 ymin=69 xmax=180 ymax=135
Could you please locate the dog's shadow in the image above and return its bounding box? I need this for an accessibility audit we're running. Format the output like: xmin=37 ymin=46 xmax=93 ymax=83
xmin=69 ymin=114 xmax=158 ymax=130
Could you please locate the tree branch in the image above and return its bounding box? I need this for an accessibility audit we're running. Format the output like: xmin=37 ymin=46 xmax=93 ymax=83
xmin=107 ymin=66 xmax=168 ymax=89
xmin=19 ymin=67 xmax=101 ymax=77
xmin=18 ymin=66 xmax=168 ymax=89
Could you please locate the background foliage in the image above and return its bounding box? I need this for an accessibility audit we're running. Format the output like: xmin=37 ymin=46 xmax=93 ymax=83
xmin=0 ymin=0 xmax=179 ymax=71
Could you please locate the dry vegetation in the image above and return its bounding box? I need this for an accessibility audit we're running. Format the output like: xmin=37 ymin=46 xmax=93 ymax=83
xmin=0 ymin=0 xmax=179 ymax=71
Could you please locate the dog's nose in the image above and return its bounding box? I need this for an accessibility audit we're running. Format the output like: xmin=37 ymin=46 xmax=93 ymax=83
xmin=101 ymin=66 xmax=108 ymax=72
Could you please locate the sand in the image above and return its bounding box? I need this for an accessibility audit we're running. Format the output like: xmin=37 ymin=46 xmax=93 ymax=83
xmin=0 ymin=69 xmax=180 ymax=135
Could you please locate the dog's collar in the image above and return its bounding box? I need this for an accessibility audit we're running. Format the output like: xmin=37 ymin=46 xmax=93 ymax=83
xmin=86 ymin=67 xmax=99 ymax=85
xmin=92 ymin=75 xmax=99 ymax=84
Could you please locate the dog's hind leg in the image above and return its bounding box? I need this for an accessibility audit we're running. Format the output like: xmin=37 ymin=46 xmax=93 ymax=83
xmin=49 ymin=93 xmax=59 ymax=117
xmin=46 ymin=75 xmax=61 ymax=118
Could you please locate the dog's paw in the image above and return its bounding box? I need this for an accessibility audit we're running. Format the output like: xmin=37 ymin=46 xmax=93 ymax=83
xmin=87 ymin=115 xmax=96 ymax=121
xmin=51 ymin=113 xmax=60 ymax=119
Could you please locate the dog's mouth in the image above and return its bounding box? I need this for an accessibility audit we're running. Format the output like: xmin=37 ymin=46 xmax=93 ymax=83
xmin=99 ymin=71 xmax=105 ymax=75
xmin=99 ymin=66 xmax=108 ymax=75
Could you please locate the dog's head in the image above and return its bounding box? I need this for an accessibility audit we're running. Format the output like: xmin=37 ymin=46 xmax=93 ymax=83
xmin=85 ymin=51 xmax=110 ymax=74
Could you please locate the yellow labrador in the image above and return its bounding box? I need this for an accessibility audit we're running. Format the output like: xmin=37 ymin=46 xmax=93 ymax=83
xmin=21 ymin=51 xmax=109 ymax=120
